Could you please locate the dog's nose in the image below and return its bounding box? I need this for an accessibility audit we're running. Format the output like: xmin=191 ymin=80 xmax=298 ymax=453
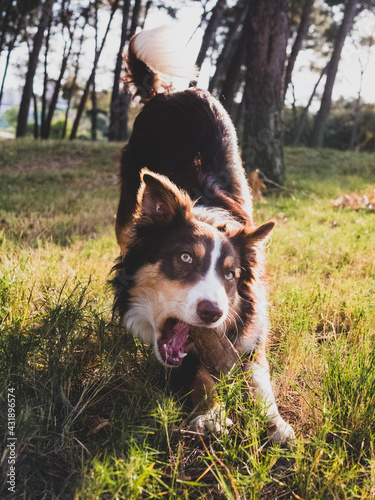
xmin=197 ymin=300 xmax=223 ymax=324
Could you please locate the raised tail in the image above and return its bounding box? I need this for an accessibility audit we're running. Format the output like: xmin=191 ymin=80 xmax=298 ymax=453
xmin=125 ymin=25 xmax=198 ymax=101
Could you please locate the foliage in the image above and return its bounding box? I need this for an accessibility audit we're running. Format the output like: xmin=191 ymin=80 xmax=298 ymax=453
xmin=284 ymin=99 xmax=375 ymax=151
xmin=49 ymin=118 xmax=71 ymax=139
xmin=0 ymin=141 xmax=374 ymax=498
xmin=324 ymin=100 xmax=375 ymax=152
xmin=0 ymin=0 xmax=41 ymax=53
xmin=2 ymin=106 xmax=19 ymax=130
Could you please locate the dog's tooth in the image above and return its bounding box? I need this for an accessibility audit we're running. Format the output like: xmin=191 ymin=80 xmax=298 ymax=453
xmin=163 ymin=344 xmax=167 ymax=350
xmin=178 ymin=351 xmax=188 ymax=358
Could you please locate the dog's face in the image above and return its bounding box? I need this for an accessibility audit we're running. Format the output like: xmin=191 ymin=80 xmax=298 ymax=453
xmin=116 ymin=169 xmax=274 ymax=368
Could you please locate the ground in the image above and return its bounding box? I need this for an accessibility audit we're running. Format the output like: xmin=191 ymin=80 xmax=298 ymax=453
xmin=0 ymin=139 xmax=374 ymax=499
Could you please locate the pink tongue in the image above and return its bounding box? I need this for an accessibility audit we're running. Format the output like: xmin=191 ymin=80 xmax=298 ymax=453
xmin=158 ymin=321 xmax=191 ymax=365
xmin=173 ymin=322 xmax=190 ymax=337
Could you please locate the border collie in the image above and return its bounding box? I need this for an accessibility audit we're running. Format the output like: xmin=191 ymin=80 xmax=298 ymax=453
xmin=112 ymin=26 xmax=294 ymax=444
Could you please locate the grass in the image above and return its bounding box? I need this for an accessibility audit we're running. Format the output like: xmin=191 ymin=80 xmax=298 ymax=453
xmin=0 ymin=139 xmax=374 ymax=499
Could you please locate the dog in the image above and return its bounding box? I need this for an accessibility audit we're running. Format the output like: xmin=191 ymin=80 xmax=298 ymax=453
xmin=111 ymin=26 xmax=295 ymax=444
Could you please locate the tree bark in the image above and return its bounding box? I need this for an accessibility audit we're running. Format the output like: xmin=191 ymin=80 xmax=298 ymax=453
xmin=62 ymin=24 xmax=85 ymax=139
xmin=0 ymin=41 xmax=14 ymax=107
xmin=91 ymin=0 xmax=99 ymax=141
xmin=70 ymin=0 xmax=118 ymax=140
xmin=120 ymin=0 xmax=143 ymax=141
xmin=310 ymin=0 xmax=360 ymax=148
xmin=293 ymin=64 xmax=327 ymax=146
xmin=129 ymin=0 xmax=142 ymax=39
xmin=32 ymin=92 xmax=38 ymax=138
xmin=219 ymin=28 xmax=246 ymax=116
xmin=108 ymin=0 xmax=131 ymax=142
xmin=242 ymin=0 xmax=288 ymax=185
xmin=91 ymin=82 xmax=97 ymax=140
xmin=208 ymin=3 xmax=248 ymax=95
xmin=16 ymin=0 xmax=56 ymax=138
xmin=195 ymin=0 xmax=227 ymax=72
xmin=349 ymin=66 xmax=363 ymax=150
xmin=0 ymin=0 xmax=14 ymax=56
xmin=41 ymin=16 xmax=52 ymax=139
xmin=109 ymin=0 xmax=144 ymax=143
xmin=234 ymin=91 xmax=244 ymax=133
xmin=283 ymin=0 xmax=315 ymax=100
xmin=0 ymin=3 xmax=25 ymax=107
xmin=44 ymin=37 xmax=73 ymax=139
xmin=42 ymin=13 xmax=77 ymax=139
xmin=141 ymin=0 xmax=152 ymax=30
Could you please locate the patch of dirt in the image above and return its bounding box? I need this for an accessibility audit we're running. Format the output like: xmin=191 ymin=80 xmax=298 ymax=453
xmin=1 ymin=152 xmax=87 ymax=175
xmin=86 ymin=172 xmax=119 ymax=189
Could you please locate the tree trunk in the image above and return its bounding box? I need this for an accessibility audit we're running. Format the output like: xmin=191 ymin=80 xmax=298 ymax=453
xmin=129 ymin=0 xmax=142 ymax=39
xmin=283 ymin=0 xmax=315 ymax=100
xmin=70 ymin=0 xmax=118 ymax=140
xmin=141 ymin=0 xmax=152 ymax=29
xmin=91 ymin=83 xmax=97 ymax=140
xmin=234 ymin=91 xmax=245 ymax=143
xmin=91 ymin=0 xmax=99 ymax=141
xmin=44 ymin=41 xmax=71 ymax=138
xmin=0 ymin=42 xmax=14 ymax=107
xmin=108 ymin=0 xmax=144 ymax=143
xmin=32 ymin=92 xmax=38 ymax=138
xmin=219 ymin=28 xmax=246 ymax=116
xmin=293 ymin=64 xmax=327 ymax=146
xmin=43 ymin=15 xmax=77 ymax=139
xmin=41 ymin=17 xmax=52 ymax=139
xmin=194 ymin=0 xmax=227 ymax=72
xmin=310 ymin=0 xmax=360 ymax=148
xmin=349 ymin=67 xmax=363 ymax=150
xmin=117 ymin=93 xmax=131 ymax=142
xmin=0 ymin=7 xmax=26 ymax=106
xmin=16 ymin=0 xmax=56 ymax=138
xmin=118 ymin=0 xmax=143 ymax=142
xmin=208 ymin=3 xmax=248 ymax=95
xmin=242 ymin=0 xmax=288 ymax=185
xmin=62 ymin=25 xmax=85 ymax=139
xmin=0 ymin=0 xmax=13 ymax=56
xmin=108 ymin=0 xmax=131 ymax=142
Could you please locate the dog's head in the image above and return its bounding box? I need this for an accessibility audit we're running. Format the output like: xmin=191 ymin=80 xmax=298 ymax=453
xmin=112 ymin=169 xmax=275 ymax=367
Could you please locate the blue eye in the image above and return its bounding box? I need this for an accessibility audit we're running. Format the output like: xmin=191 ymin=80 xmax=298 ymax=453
xmin=180 ymin=253 xmax=193 ymax=264
xmin=225 ymin=271 xmax=235 ymax=281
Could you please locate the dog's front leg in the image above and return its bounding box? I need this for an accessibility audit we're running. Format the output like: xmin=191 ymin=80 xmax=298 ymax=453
xmin=188 ymin=362 xmax=233 ymax=435
xmin=247 ymin=350 xmax=295 ymax=444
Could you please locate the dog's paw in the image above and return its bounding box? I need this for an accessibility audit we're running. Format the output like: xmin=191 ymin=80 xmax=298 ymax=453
xmin=268 ymin=416 xmax=295 ymax=445
xmin=189 ymin=407 xmax=233 ymax=435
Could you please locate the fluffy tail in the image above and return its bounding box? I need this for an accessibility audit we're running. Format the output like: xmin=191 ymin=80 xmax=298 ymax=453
xmin=125 ymin=25 xmax=198 ymax=101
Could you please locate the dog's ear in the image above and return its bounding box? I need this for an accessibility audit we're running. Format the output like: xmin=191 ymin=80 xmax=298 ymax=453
xmin=230 ymin=221 xmax=276 ymax=296
xmin=137 ymin=168 xmax=192 ymax=224
xmin=230 ymin=220 xmax=276 ymax=248
xmin=230 ymin=220 xmax=275 ymax=270
xmin=245 ymin=220 xmax=276 ymax=245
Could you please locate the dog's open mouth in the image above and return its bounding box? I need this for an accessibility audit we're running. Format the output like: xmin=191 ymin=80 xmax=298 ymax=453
xmin=157 ymin=318 xmax=192 ymax=366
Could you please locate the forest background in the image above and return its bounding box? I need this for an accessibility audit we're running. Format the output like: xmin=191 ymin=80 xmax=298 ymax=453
xmin=1 ymin=0 xmax=375 ymax=184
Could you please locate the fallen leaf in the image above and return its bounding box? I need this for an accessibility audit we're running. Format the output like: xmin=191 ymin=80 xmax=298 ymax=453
xmin=248 ymin=169 xmax=267 ymax=203
xmin=331 ymin=187 xmax=375 ymax=210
